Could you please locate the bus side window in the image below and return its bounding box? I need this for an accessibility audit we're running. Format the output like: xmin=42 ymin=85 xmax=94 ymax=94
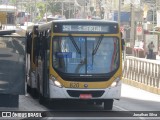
xmin=26 ymin=34 xmax=32 ymax=54
xmin=35 ymin=37 xmax=39 ymax=64
xmin=46 ymin=37 xmax=50 ymax=68
xmin=46 ymin=30 xmax=51 ymax=50
xmin=45 ymin=36 xmax=50 ymax=50
xmin=39 ymin=35 xmax=43 ymax=59
xmin=121 ymin=38 xmax=125 ymax=51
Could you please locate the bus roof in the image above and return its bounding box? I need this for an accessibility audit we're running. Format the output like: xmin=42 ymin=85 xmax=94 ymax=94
xmin=26 ymin=25 xmax=38 ymax=33
xmin=52 ymin=19 xmax=118 ymax=23
xmin=38 ymin=19 xmax=118 ymax=31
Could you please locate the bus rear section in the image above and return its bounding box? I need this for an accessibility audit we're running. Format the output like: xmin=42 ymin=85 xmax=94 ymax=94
xmin=36 ymin=20 xmax=122 ymax=110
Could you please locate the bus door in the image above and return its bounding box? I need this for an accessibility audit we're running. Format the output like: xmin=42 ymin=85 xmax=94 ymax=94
xmin=26 ymin=33 xmax=32 ymax=82
xmin=38 ymin=31 xmax=50 ymax=98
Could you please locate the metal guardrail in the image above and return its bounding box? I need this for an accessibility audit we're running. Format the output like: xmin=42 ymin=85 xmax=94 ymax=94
xmin=123 ymin=56 xmax=160 ymax=95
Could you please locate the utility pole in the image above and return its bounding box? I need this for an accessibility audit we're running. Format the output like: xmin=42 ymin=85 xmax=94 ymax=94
xmin=118 ymin=0 xmax=121 ymax=26
xmin=15 ymin=0 xmax=17 ymax=27
xmin=84 ymin=0 xmax=86 ymax=18
xmin=74 ymin=0 xmax=76 ymax=18
xmin=62 ymin=1 xmax=64 ymax=16
xmin=130 ymin=3 xmax=135 ymax=48
xmin=153 ymin=0 xmax=157 ymax=31
xmin=69 ymin=2 xmax=71 ymax=18
xmin=45 ymin=2 xmax=47 ymax=22
xmin=34 ymin=0 xmax=37 ymax=23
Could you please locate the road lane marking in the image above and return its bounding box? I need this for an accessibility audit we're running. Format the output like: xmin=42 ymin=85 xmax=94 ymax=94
xmin=113 ymin=105 xmax=146 ymax=120
xmin=113 ymin=105 xmax=128 ymax=111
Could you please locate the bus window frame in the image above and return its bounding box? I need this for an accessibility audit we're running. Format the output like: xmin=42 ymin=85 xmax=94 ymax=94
xmin=51 ymin=35 xmax=121 ymax=76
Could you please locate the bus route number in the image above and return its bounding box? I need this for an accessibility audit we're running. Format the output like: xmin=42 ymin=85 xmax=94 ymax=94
xmin=70 ymin=82 xmax=79 ymax=88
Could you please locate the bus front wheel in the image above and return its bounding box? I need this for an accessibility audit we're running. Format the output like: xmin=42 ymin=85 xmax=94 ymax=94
xmin=104 ymin=99 xmax=113 ymax=110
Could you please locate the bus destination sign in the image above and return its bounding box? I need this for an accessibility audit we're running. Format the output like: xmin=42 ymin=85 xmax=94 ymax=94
xmin=62 ymin=25 xmax=110 ymax=33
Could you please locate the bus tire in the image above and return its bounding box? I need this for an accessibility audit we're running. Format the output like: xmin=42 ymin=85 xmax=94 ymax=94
xmin=104 ymin=99 xmax=113 ymax=110
xmin=39 ymin=94 xmax=45 ymax=104
xmin=27 ymin=84 xmax=38 ymax=98
xmin=37 ymin=76 xmax=43 ymax=104
xmin=31 ymin=88 xmax=38 ymax=99
xmin=27 ymin=84 xmax=31 ymax=93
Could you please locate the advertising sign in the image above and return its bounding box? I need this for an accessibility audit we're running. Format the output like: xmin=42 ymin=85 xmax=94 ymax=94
xmin=136 ymin=26 xmax=142 ymax=35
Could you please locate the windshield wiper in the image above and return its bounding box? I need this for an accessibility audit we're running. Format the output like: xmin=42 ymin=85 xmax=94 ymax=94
xmin=92 ymin=35 xmax=104 ymax=55
xmin=69 ymin=34 xmax=81 ymax=54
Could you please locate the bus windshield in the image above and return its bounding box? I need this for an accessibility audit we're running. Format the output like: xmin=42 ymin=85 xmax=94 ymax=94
xmin=52 ymin=36 xmax=119 ymax=74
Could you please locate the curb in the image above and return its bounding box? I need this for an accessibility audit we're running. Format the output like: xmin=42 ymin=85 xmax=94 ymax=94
xmin=122 ymin=78 xmax=160 ymax=95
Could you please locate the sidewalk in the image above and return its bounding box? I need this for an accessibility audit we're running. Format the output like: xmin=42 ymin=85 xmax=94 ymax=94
xmin=156 ymin=55 xmax=160 ymax=60
xmin=125 ymin=54 xmax=160 ymax=61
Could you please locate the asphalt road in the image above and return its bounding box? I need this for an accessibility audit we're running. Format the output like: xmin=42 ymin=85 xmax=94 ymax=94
xmin=0 ymin=84 xmax=159 ymax=120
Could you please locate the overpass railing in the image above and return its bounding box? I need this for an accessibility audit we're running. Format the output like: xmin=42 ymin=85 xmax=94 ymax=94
xmin=123 ymin=56 xmax=160 ymax=95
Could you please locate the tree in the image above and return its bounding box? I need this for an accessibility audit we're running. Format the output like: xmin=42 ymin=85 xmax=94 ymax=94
xmin=9 ymin=0 xmax=16 ymax=4
xmin=45 ymin=0 xmax=62 ymax=15
xmin=36 ymin=2 xmax=46 ymax=21
xmin=97 ymin=0 xmax=104 ymax=19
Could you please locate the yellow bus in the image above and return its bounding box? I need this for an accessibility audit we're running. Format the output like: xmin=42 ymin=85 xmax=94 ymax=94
xmin=28 ymin=19 xmax=122 ymax=110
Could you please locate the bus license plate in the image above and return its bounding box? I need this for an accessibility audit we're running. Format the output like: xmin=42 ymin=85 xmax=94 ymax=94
xmin=79 ymin=94 xmax=92 ymax=99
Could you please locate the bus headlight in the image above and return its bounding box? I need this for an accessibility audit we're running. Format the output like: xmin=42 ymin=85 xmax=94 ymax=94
xmin=110 ymin=77 xmax=120 ymax=87
xmin=50 ymin=75 xmax=63 ymax=88
xmin=54 ymin=80 xmax=62 ymax=88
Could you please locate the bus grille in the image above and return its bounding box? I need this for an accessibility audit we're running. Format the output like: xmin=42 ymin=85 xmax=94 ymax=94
xmin=61 ymin=77 xmax=110 ymax=82
xmin=67 ymin=90 xmax=105 ymax=97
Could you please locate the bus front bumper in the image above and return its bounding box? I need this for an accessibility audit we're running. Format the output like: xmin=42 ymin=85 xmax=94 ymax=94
xmin=49 ymin=80 xmax=121 ymax=100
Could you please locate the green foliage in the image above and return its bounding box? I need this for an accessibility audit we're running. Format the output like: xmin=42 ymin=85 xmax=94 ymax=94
xmin=4 ymin=0 xmax=64 ymax=21
xmin=9 ymin=0 xmax=16 ymax=4
xmin=46 ymin=0 xmax=62 ymax=15
xmin=36 ymin=2 xmax=46 ymax=20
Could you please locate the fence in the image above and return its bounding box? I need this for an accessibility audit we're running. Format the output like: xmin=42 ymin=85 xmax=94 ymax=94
xmin=123 ymin=56 xmax=160 ymax=95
